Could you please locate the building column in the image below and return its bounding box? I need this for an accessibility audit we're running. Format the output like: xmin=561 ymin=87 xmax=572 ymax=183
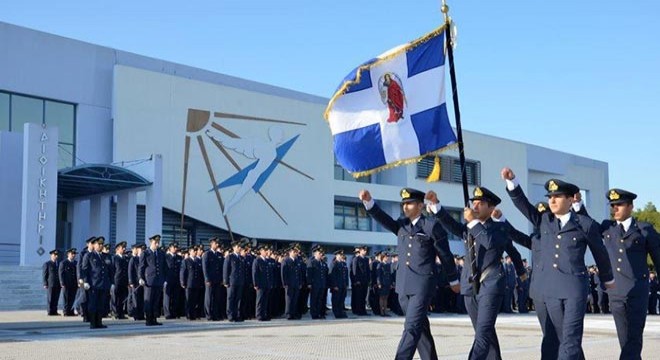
xmin=144 ymin=154 xmax=162 ymax=244
xmin=116 ymin=191 xmax=137 ymax=245
xmin=89 ymin=195 xmax=110 ymax=241
xmin=69 ymin=199 xmax=90 ymax=250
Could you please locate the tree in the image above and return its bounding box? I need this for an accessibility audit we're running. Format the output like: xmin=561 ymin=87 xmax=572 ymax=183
xmin=633 ymin=202 xmax=660 ymax=271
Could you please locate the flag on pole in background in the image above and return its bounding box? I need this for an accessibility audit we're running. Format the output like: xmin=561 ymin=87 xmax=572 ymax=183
xmin=324 ymin=26 xmax=456 ymax=177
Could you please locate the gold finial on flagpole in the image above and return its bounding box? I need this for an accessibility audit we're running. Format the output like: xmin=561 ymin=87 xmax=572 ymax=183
xmin=441 ymin=0 xmax=451 ymax=25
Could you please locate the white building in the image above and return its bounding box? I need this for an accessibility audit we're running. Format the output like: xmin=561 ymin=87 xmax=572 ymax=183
xmin=0 ymin=21 xmax=610 ymax=267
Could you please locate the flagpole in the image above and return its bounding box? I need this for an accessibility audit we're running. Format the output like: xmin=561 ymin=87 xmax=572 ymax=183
xmin=442 ymin=1 xmax=470 ymax=207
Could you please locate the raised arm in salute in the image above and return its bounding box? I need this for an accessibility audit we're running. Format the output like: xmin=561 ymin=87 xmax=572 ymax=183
xmin=359 ymin=188 xmax=458 ymax=360
xmin=426 ymin=187 xmax=525 ymax=360
xmin=501 ymin=167 xmax=614 ymax=359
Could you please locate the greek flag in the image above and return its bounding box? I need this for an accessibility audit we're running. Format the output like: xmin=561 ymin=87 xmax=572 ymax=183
xmin=324 ymin=26 xmax=456 ymax=177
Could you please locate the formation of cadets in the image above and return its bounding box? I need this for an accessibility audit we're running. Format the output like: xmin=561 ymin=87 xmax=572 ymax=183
xmin=41 ymin=174 xmax=660 ymax=359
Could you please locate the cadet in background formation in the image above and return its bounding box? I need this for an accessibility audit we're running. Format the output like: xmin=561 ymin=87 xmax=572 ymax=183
xmin=139 ymin=234 xmax=168 ymax=326
xmin=58 ymin=248 xmax=78 ymax=316
xmin=42 ymin=249 xmax=61 ymax=316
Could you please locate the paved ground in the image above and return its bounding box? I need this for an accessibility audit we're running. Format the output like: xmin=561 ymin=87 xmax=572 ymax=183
xmin=1 ymin=311 xmax=660 ymax=359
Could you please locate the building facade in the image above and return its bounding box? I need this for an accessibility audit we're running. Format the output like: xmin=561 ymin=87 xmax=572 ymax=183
xmin=0 ymin=22 xmax=610 ymax=265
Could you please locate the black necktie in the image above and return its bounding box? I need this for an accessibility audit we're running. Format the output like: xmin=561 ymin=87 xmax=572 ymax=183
xmin=467 ymin=234 xmax=479 ymax=294
xmin=619 ymin=223 xmax=626 ymax=237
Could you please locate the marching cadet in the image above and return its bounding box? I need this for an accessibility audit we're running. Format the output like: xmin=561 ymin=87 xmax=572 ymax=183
xmin=502 ymin=168 xmax=614 ymax=359
xmin=75 ymin=237 xmax=95 ymax=322
xmin=81 ymin=237 xmax=111 ymax=329
xmin=282 ymin=244 xmax=302 ymax=320
xmin=128 ymin=243 xmax=145 ymax=321
xmin=164 ymin=242 xmax=183 ymax=319
xmin=307 ymin=245 xmax=329 ymax=320
xmin=351 ymin=245 xmax=370 ymax=316
xmin=359 ymin=188 xmax=460 ymax=360
xmin=329 ymin=250 xmax=349 ymax=318
xmin=43 ymin=249 xmax=61 ymax=316
xmin=598 ymin=189 xmax=660 ymax=359
xmin=426 ymin=187 xmax=526 ymax=360
xmin=224 ymin=240 xmax=246 ymax=322
xmin=376 ymin=252 xmax=393 ymax=317
xmin=180 ymin=246 xmax=204 ymax=320
xmin=202 ymin=238 xmax=223 ymax=321
xmin=58 ymin=248 xmax=78 ymax=316
xmin=139 ymin=234 xmax=168 ymax=326
xmin=495 ymin=203 xmax=561 ymax=359
xmin=253 ymin=244 xmax=274 ymax=321
xmin=111 ymin=241 xmax=129 ymax=319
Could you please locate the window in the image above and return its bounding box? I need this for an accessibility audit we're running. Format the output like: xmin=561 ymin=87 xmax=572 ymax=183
xmin=1 ymin=91 xmax=76 ymax=168
xmin=11 ymin=95 xmax=43 ymax=132
xmin=417 ymin=155 xmax=480 ymax=185
xmin=443 ymin=207 xmax=464 ymax=241
xmin=334 ymin=158 xmax=371 ymax=183
xmin=334 ymin=201 xmax=371 ymax=231
xmin=0 ymin=93 xmax=8 ymax=131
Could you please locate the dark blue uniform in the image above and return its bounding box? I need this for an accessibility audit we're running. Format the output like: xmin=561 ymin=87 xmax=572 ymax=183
xmin=139 ymin=248 xmax=168 ymax=325
xmin=128 ymin=255 xmax=145 ymax=320
xmin=329 ymin=259 xmax=349 ymax=318
xmin=503 ymin=220 xmax=559 ymax=360
xmin=281 ymin=256 xmax=302 ymax=319
xmin=224 ymin=252 xmax=246 ymax=321
xmin=351 ymin=255 xmax=370 ymax=315
xmin=269 ymin=258 xmax=284 ymax=318
xmin=601 ymin=218 xmax=660 ymax=360
xmin=435 ymin=206 xmax=525 ymax=360
xmin=307 ymin=257 xmax=329 ymax=319
xmin=180 ymin=256 xmax=204 ymax=320
xmin=42 ymin=259 xmax=61 ymax=315
xmin=74 ymin=248 xmax=89 ymax=321
xmin=81 ymin=251 xmax=111 ymax=328
xmin=202 ymin=250 xmax=223 ymax=321
xmin=508 ymin=183 xmax=614 ymax=359
xmin=164 ymin=252 xmax=183 ymax=319
xmin=242 ymin=254 xmax=256 ymax=320
xmin=367 ymin=201 xmax=458 ymax=360
xmin=111 ymin=254 xmax=129 ymax=318
xmin=650 ymin=277 xmax=660 ymax=315
xmin=502 ymin=262 xmax=516 ymax=313
xmin=58 ymin=258 xmax=77 ymax=316
xmin=253 ymin=255 xmax=274 ymax=320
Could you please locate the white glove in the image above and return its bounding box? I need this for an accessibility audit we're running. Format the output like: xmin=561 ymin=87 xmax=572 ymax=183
xmin=83 ymin=283 xmax=90 ymax=290
xmin=111 ymin=284 xmax=115 ymax=292
xmin=78 ymin=279 xmax=84 ymax=285
xmin=163 ymin=281 xmax=168 ymax=288
xmin=139 ymin=279 xmax=145 ymax=286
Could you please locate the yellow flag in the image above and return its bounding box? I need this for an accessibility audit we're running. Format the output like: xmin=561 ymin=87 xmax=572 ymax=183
xmin=426 ymin=156 xmax=441 ymax=182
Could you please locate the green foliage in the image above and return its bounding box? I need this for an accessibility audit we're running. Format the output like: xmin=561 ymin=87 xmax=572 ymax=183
xmin=633 ymin=202 xmax=659 ymax=271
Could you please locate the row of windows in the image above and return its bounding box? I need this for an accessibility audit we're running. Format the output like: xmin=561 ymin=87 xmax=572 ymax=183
xmin=0 ymin=91 xmax=76 ymax=168
xmin=333 ymin=155 xmax=481 ymax=186
xmin=416 ymin=155 xmax=481 ymax=185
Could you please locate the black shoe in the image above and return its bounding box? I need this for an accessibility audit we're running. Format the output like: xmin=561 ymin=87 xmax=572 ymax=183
xmin=97 ymin=324 xmax=108 ymax=329
xmin=154 ymin=321 xmax=163 ymax=326
xmin=165 ymin=316 xmax=176 ymax=320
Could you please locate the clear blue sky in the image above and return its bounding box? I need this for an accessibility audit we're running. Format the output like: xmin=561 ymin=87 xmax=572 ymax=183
xmin=4 ymin=0 xmax=659 ymax=209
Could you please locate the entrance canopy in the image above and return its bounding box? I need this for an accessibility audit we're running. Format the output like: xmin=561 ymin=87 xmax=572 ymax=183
xmin=58 ymin=164 xmax=152 ymax=199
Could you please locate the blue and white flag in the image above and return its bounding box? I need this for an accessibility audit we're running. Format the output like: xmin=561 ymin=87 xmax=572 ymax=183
xmin=324 ymin=26 xmax=456 ymax=177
